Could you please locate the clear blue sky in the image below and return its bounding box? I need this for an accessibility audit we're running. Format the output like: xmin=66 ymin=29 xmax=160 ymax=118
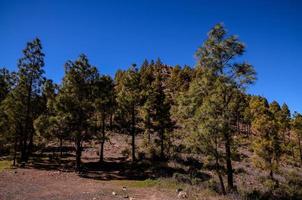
xmin=0 ymin=0 xmax=301 ymax=113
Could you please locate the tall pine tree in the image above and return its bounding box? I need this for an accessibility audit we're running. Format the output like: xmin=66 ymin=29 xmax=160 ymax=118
xmin=55 ymin=54 xmax=98 ymax=170
xmin=115 ymin=64 xmax=141 ymax=162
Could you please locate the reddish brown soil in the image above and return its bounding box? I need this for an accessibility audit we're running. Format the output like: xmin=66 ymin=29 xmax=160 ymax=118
xmin=0 ymin=168 xmax=178 ymax=200
xmin=0 ymin=134 xmax=178 ymax=200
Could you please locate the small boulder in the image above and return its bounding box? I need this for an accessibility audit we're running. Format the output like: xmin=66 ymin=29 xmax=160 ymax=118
xmin=178 ymin=191 xmax=188 ymax=199
xmin=176 ymin=188 xmax=183 ymax=193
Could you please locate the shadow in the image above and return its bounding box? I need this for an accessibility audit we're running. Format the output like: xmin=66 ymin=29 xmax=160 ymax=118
xmin=22 ymin=147 xmax=210 ymax=183
xmin=173 ymin=155 xmax=203 ymax=170
xmin=79 ymin=158 xmax=187 ymax=181
xmin=39 ymin=146 xmax=75 ymax=154
xmin=28 ymin=155 xmax=75 ymax=172
xmin=173 ymin=171 xmax=212 ymax=185
xmin=232 ymin=151 xmax=249 ymax=162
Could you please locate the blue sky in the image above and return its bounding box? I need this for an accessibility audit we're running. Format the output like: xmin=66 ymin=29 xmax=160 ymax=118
xmin=0 ymin=0 xmax=301 ymax=113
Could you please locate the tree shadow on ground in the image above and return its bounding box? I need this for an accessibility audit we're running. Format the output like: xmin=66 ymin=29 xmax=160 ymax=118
xmin=79 ymin=157 xmax=187 ymax=181
xmin=172 ymin=155 xmax=203 ymax=170
xmin=27 ymin=154 xmax=75 ymax=172
xmin=24 ymin=147 xmax=211 ymax=183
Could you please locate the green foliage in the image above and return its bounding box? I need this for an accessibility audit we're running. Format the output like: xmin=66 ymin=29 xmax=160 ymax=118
xmin=92 ymin=74 xmax=116 ymax=162
xmin=178 ymin=23 xmax=256 ymax=192
xmin=115 ymin=64 xmax=141 ymax=161
xmin=0 ymin=68 xmax=18 ymax=151
xmin=55 ymin=54 xmax=99 ymax=169
xmin=250 ymin=96 xmax=282 ymax=178
xmin=292 ymin=112 xmax=302 ymax=165
xmin=0 ymin=68 xmax=15 ymax=102
xmin=0 ymin=38 xmax=45 ymax=162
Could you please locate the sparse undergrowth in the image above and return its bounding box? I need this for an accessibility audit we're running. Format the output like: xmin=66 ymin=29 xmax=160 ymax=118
xmin=0 ymin=160 xmax=11 ymax=172
xmin=111 ymin=178 xmax=229 ymax=200
xmin=112 ymin=178 xmax=186 ymax=189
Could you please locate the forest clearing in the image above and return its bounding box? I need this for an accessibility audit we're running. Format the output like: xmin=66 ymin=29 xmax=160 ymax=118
xmin=1 ymin=133 xmax=301 ymax=200
xmin=1 ymin=1 xmax=302 ymax=199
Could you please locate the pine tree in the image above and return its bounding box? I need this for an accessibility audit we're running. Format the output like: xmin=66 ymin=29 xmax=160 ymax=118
xmin=34 ymin=79 xmax=69 ymax=158
xmin=15 ymin=38 xmax=45 ymax=162
xmin=149 ymin=70 xmax=174 ymax=160
xmin=139 ymin=59 xmax=155 ymax=144
xmin=179 ymin=23 xmax=256 ymax=192
xmin=280 ymin=103 xmax=291 ymax=143
xmin=250 ymin=97 xmax=281 ymax=180
xmin=55 ymin=54 xmax=98 ymax=170
xmin=0 ymin=68 xmax=16 ymax=102
xmin=292 ymin=112 xmax=302 ymax=166
xmin=166 ymin=65 xmax=194 ymax=103
xmin=115 ymin=64 xmax=141 ymax=162
xmin=0 ymin=68 xmax=16 ymax=156
xmin=0 ymin=88 xmax=24 ymax=165
xmin=269 ymin=101 xmax=283 ymax=166
xmin=92 ymin=75 xmax=115 ymax=163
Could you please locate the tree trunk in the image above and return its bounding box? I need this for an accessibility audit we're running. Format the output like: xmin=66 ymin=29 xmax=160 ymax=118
xmin=215 ymin=158 xmax=226 ymax=195
xmin=160 ymin=128 xmax=165 ymax=160
xmin=147 ymin=130 xmax=151 ymax=144
xmin=59 ymin=137 xmax=63 ymax=158
xmin=224 ymin=131 xmax=234 ymax=191
xmin=27 ymin=130 xmax=34 ymax=160
xmin=75 ymin=137 xmax=82 ymax=171
xmin=109 ymin=113 xmax=113 ymax=131
xmin=292 ymin=145 xmax=295 ymax=160
xmin=269 ymin=158 xmax=274 ymax=179
xmin=131 ymin=104 xmax=136 ymax=162
xmin=20 ymin=136 xmax=27 ymax=163
xmin=13 ymin=135 xmax=17 ymax=166
xmin=270 ymin=169 xmax=274 ymax=180
xmin=22 ymin=79 xmax=33 ymax=163
xmin=99 ymin=117 xmax=105 ymax=163
xmin=298 ymin=134 xmax=302 ymax=166
xmin=147 ymin=114 xmax=151 ymax=144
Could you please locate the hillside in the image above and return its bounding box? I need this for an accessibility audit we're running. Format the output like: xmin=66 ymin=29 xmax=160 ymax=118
xmin=1 ymin=133 xmax=302 ymax=200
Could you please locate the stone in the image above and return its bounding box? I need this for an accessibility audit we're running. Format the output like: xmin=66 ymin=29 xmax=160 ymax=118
xmin=177 ymin=191 xmax=188 ymax=199
xmin=176 ymin=188 xmax=183 ymax=193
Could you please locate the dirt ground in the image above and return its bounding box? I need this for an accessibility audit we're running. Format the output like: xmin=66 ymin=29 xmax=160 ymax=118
xmin=0 ymin=168 xmax=177 ymax=200
xmin=2 ymin=134 xmax=301 ymax=200
xmin=0 ymin=134 xmax=179 ymax=200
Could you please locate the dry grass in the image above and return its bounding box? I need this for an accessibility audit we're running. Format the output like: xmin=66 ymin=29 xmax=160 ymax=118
xmin=0 ymin=160 xmax=11 ymax=172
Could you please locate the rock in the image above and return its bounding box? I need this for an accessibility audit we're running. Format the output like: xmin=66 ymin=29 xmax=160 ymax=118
xmin=112 ymin=191 xmax=117 ymax=196
xmin=92 ymin=197 xmax=97 ymax=200
xmin=129 ymin=197 xmax=135 ymax=200
xmin=122 ymin=186 xmax=127 ymax=191
xmin=176 ymin=188 xmax=183 ymax=193
xmin=123 ymin=194 xmax=129 ymax=198
xmin=178 ymin=191 xmax=188 ymax=199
